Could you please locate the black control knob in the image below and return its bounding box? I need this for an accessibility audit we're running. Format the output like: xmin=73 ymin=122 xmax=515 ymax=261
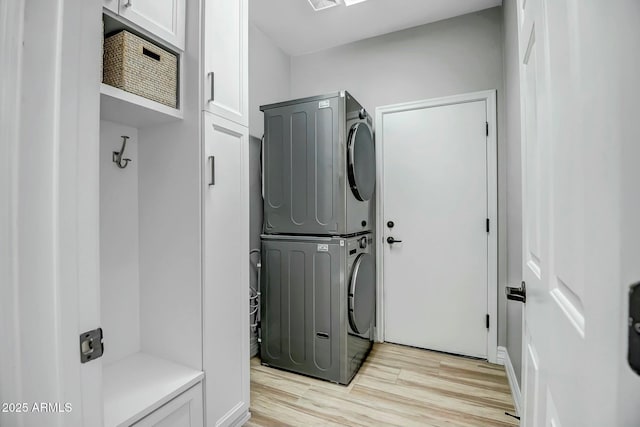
xmin=359 ymin=237 xmax=367 ymax=249
xmin=359 ymin=108 xmax=367 ymax=120
xmin=361 ymin=220 xmax=367 ymax=227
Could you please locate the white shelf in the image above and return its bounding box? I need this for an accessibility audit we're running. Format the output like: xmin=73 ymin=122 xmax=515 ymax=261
xmin=100 ymin=83 xmax=183 ymax=128
xmin=103 ymin=352 xmax=204 ymax=427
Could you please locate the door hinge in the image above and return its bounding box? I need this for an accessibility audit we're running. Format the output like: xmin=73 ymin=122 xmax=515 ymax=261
xmin=79 ymin=328 xmax=104 ymax=363
xmin=486 ymin=122 xmax=489 ymax=136
xmin=486 ymin=314 xmax=490 ymax=329
xmin=486 ymin=218 xmax=490 ymax=233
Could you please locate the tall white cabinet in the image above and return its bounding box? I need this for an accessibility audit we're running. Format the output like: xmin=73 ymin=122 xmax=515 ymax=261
xmin=201 ymin=0 xmax=251 ymax=425
xmin=97 ymin=0 xmax=206 ymax=425
xmin=98 ymin=0 xmax=250 ymax=425
xmin=202 ymin=115 xmax=250 ymax=427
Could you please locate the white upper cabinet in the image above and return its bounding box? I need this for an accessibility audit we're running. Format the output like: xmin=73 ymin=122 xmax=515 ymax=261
xmin=118 ymin=0 xmax=185 ymax=50
xmin=203 ymin=0 xmax=248 ymax=126
xmin=103 ymin=0 xmax=118 ymax=13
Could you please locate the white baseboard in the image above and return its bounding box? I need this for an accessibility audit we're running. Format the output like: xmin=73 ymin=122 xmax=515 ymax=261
xmin=231 ymin=411 xmax=251 ymax=427
xmin=496 ymin=346 xmax=506 ymax=365
xmin=497 ymin=346 xmax=522 ymax=416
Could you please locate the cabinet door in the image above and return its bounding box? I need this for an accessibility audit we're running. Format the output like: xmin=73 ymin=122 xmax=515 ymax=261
xmin=119 ymin=0 xmax=185 ymax=50
xmin=134 ymin=383 xmax=204 ymax=427
xmin=202 ymin=0 xmax=248 ymax=126
xmin=103 ymin=0 xmax=118 ymax=13
xmin=202 ymin=112 xmax=250 ymax=427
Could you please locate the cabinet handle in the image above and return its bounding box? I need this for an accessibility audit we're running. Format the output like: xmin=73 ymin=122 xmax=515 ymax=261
xmin=208 ymin=72 xmax=215 ymax=103
xmin=208 ymin=156 xmax=215 ymax=186
xmin=124 ymin=0 xmax=132 ymax=7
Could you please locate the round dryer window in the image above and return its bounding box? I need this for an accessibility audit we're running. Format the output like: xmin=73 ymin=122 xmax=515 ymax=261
xmin=347 ymin=123 xmax=375 ymax=201
xmin=348 ymin=253 xmax=375 ymax=335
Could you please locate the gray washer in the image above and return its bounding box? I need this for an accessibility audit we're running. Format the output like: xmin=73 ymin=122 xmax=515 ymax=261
xmin=260 ymin=233 xmax=375 ymax=384
xmin=261 ymin=91 xmax=375 ymax=236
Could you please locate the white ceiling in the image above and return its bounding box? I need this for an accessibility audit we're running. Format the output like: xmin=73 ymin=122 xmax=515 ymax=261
xmin=250 ymin=0 xmax=502 ymax=56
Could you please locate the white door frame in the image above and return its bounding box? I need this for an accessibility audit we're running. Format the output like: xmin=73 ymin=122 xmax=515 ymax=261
xmin=375 ymin=90 xmax=498 ymax=364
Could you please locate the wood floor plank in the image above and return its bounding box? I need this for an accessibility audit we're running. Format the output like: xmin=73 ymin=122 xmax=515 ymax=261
xmin=355 ymin=376 xmax=515 ymax=426
xmin=251 ymin=394 xmax=345 ymax=427
xmin=251 ymin=367 xmax=313 ymax=399
xmin=300 ymin=386 xmax=441 ymax=427
xmin=356 ymin=359 xmax=401 ymax=383
xmin=245 ymin=411 xmax=294 ymax=427
xmin=248 ymin=343 xmax=518 ymax=427
xmin=438 ymin=362 xmax=512 ymax=394
xmin=396 ymin=369 xmax=515 ymax=409
xmin=349 ymin=384 xmax=507 ymax=427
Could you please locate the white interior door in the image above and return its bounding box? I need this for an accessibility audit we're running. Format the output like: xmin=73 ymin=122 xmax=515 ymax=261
xmin=517 ymin=2 xmax=547 ymax=422
xmin=516 ymin=1 xmax=640 ymax=425
xmin=379 ymin=93 xmax=497 ymax=360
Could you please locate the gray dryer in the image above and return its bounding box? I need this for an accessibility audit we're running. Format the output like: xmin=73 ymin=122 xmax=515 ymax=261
xmin=260 ymin=91 xmax=375 ymax=236
xmin=260 ymin=233 xmax=375 ymax=384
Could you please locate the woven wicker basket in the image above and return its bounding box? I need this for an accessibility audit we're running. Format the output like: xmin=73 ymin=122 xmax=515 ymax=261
xmin=103 ymin=30 xmax=177 ymax=108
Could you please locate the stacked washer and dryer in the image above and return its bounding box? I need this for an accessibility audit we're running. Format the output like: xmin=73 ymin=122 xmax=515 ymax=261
xmin=259 ymin=92 xmax=376 ymax=384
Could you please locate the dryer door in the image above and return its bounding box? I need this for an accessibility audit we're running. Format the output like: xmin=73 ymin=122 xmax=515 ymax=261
xmin=347 ymin=123 xmax=375 ymax=201
xmin=348 ymin=253 xmax=375 ymax=334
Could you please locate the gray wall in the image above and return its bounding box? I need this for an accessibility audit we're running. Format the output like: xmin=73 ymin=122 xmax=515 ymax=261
xmin=248 ymin=23 xmax=291 ymax=356
xmin=502 ymin=0 xmax=523 ymax=385
xmin=288 ymin=7 xmax=511 ymax=348
xmin=249 ymin=24 xmax=291 ymax=139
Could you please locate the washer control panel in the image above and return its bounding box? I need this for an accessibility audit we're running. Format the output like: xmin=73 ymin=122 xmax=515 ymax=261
xmin=347 ymin=234 xmax=372 ymax=257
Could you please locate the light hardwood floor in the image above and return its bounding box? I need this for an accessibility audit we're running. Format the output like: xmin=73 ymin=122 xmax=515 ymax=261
xmin=246 ymin=343 xmax=519 ymax=427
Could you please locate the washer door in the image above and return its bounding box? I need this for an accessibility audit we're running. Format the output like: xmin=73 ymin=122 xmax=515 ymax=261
xmin=347 ymin=123 xmax=375 ymax=202
xmin=348 ymin=253 xmax=375 ymax=334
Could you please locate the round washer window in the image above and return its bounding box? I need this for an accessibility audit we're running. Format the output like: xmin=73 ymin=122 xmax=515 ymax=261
xmin=347 ymin=123 xmax=375 ymax=202
xmin=348 ymin=253 xmax=375 ymax=334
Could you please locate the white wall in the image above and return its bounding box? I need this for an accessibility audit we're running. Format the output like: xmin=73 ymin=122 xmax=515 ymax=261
xmin=289 ymin=7 xmax=511 ymax=346
xmin=249 ymin=23 xmax=291 ymax=138
xmin=248 ymin=23 xmax=291 ymax=356
xmin=502 ymin=0 xmax=523 ymax=385
xmin=100 ymin=121 xmax=141 ymax=365
xmin=137 ymin=0 xmax=203 ymax=370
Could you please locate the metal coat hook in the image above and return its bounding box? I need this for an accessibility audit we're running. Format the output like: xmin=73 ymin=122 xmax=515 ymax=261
xmin=113 ymin=136 xmax=132 ymax=169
